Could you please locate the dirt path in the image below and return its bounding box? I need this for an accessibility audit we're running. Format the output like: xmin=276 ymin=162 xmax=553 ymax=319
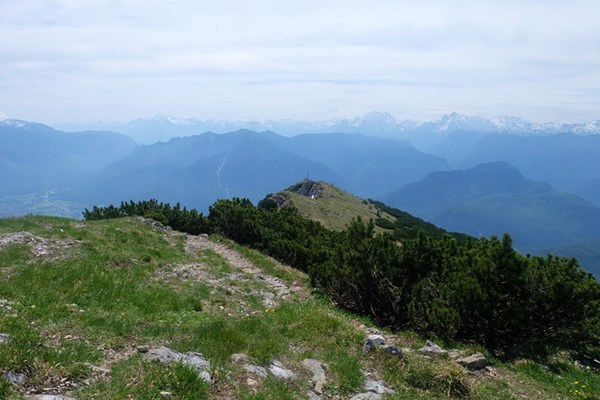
xmin=180 ymin=233 xmax=306 ymax=306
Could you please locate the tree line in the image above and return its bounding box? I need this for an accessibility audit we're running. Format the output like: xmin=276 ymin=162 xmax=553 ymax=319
xmin=83 ymin=198 xmax=600 ymax=354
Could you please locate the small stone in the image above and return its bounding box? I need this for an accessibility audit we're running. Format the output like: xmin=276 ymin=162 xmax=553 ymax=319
xmin=144 ymin=346 xmax=212 ymax=383
xmin=159 ymin=391 xmax=172 ymax=398
xmin=25 ymin=396 xmax=77 ymax=400
xmin=367 ymin=334 xmax=385 ymax=347
xmin=307 ymin=390 xmax=321 ymax=400
xmin=349 ymin=393 xmax=381 ymax=400
xmin=231 ymin=353 xmax=250 ymax=363
xmin=84 ymin=362 xmax=111 ymax=375
xmin=0 ymin=333 xmax=12 ymax=345
xmin=382 ymin=345 xmax=403 ymax=359
xmin=301 ymin=359 xmax=327 ymax=387
xmin=246 ymin=378 xmax=259 ymax=386
xmin=136 ymin=345 xmax=150 ymax=353
xmin=362 ymin=339 xmax=376 ymax=353
xmin=448 ymin=349 xmax=465 ymax=360
xmin=364 ymin=380 xmax=395 ymax=395
xmin=243 ymin=363 xmax=268 ymax=378
xmin=418 ymin=340 xmax=447 ymax=357
xmin=269 ymin=360 xmax=296 ymax=380
xmin=4 ymin=370 xmax=27 ymax=386
xmin=456 ymin=352 xmax=489 ymax=370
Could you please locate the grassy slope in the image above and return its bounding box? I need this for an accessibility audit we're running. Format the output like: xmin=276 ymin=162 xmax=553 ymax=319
xmin=0 ymin=216 xmax=599 ymax=399
xmin=274 ymin=183 xmax=395 ymax=232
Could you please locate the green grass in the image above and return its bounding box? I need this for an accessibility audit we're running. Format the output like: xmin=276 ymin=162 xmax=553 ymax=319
xmin=1 ymin=215 xmax=600 ymax=399
xmin=276 ymin=183 xmax=395 ymax=232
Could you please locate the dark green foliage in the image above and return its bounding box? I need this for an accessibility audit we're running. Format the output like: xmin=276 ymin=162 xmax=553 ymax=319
xmin=82 ymin=199 xmax=211 ymax=235
xmin=368 ymin=199 xmax=470 ymax=242
xmin=209 ymin=198 xmax=334 ymax=272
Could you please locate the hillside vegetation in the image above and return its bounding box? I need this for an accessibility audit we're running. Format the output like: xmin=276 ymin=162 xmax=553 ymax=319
xmin=2 ymin=215 xmax=600 ymax=399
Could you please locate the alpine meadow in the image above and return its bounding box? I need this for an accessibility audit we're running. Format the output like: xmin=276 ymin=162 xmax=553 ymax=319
xmin=3 ymin=1 xmax=600 ymax=399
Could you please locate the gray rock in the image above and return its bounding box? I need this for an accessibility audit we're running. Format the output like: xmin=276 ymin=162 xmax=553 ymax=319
xmin=144 ymin=346 xmax=211 ymax=382
xmin=349 ymin=393 xmax=381 ymax=400
xmin=243 ymin=363 xmax=268 ymax=378
xmin=367 ymin=334 xmax=385 ymax=347
xmin=269 ymin=360 xmax=296 ymax=380
xmin=231 ymin=353 xmax=249 ymax=363
xmin=364 ymin=379 xmax=395 ymax=395
xmin=418 ymin=340 xmax=447 ymax=357
xmin=302 ymin=359 xmax=326 ymax=393
xmin=25 ymin=396 xmax=77 ymax=400
xmin=307 ymin=390 xmax=321 ymax=400
xmin=4 ymin=370 xmax=27 ymax=386
xmin=456 ymin=352 xmax=489 ymax=370
xmin=0 ymin=333 xmax=11 ymax=345
xmin=136 ymin=344 xmax=150 ymax=353
xmin=382 ymin=345 xmax=403 ymax=359
xmin=362 ymin=339 xmax=376 ymax=353
xmin=362 ymin=334 xmax=385 ymax=353
xmin=145 ymin=346 xmax=182 ymax=363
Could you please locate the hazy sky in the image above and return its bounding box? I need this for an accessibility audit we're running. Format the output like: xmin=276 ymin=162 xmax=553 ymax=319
xmin=1 ymin=0 xmax=599 ymax=123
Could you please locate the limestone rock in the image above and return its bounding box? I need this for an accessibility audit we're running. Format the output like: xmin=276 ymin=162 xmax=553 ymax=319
xmin=269 ymin=360 xmax=296 ymax=380
xmin=349 ymin=393 xmax=381 ymax=400
xmin=231 ymin=353 xmax=250 ymax=363
xmin=144 ymin=346 xmax=211 ymax=382
xmin=4 ymin=370 xmax=27 ymax=386
xmin=136 ymin=344 xmax=150 ymax=353
xmin=302 ymin=359 xmax=326 ymax=393
xmin=418 ymin=340 xmax=447 ymax=357
xmin=307 ymin=390 xmax=321 ymax=400
xmin=0 ymin=333 xmax=12 ymax=345
xmin=382 ymin=345 xmax=403 ymax=359
xmin=364 ymin=379 xmax=395 ymax=395
xmin=457 ymin=352 xmax=489 ymax=370
xmin=362 ymin=334 xmax=385 ymax=353
xmin=243 ymin=363 xmax=268 ymax=378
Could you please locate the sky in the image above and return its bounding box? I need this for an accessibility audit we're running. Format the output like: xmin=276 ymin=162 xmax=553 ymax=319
xmin=1 ymin=0 xmax=599 ymax=124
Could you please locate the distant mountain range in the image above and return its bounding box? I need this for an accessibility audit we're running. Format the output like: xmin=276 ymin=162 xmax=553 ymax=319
xmin=52 ymin=112 xmax=600 ymax=145
xmin=0 ymin=119 xmax=135 ymax=195
xmin=71 ymin=130 xmax=447 ymax=211
xmin=381 ymin=162 xmax=600 ymax=275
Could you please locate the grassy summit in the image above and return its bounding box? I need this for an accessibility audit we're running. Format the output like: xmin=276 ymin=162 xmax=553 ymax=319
xmin=1 ymin=215 xmax=599 ymax=399
xmin=263 ymin=179 xmax=461 ymax=241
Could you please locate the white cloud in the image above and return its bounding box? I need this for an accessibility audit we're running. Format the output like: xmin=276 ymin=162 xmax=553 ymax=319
xmin=0 ymin=0 xmax=599 ymax=123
